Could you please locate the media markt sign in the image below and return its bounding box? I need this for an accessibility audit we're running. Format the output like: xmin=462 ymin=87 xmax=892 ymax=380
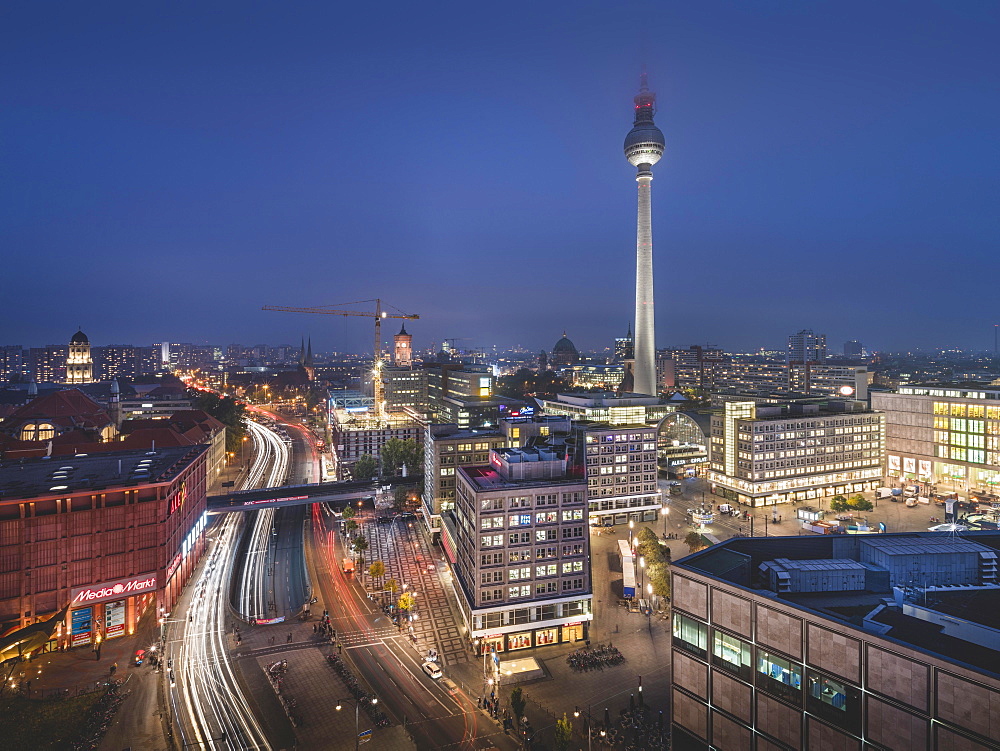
xmin=71 ymin=573 xmax=158 ymax=605
xmin=358 ymin=730 xmax=372 ymax=744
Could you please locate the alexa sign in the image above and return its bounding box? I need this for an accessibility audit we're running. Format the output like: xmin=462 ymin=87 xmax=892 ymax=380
xmin=72 ymin=573 xmax=158 ymax=605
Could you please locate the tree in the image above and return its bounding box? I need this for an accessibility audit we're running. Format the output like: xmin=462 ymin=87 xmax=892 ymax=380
xmin=830 ymin=494 xmax=849 ymax=512
xmin=385 ymin=578 xmax=399 ymax=598
xmin=393 ymin=486 xmax=411 ymax=511
xmin=353 ymin=454 xmax=379 ymax=481
xmin=509 ymin=686 xmax=526 ymax=726
xmin=685 ymin=531 xmax=706 ymax=554
xmin=397 ymin=591 xmax=415 ymax=614
xmin=553 ymin=713 xmax=573 ymax=751
xmin=341 ymin=506 xmax=356 ymax=521
xmin=344 ymin=519 xmax=358 ymax=536
xmin=380 ymin=438 xmax=423 ymax=477
xmin=848 ymin=494 xmax=874 ymax=512
xmin=192 ymin=391 xmax=247 ymax=453
xmin=368 ymin=560 xmax=385 ymax=586
xmin=352 ymin=535 xmax=368 ymax=566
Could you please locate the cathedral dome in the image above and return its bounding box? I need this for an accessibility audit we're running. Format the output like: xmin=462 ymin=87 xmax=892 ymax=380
xmin=551 ymin=332 xmax=580 ymax=368
xmin=70 ymin=329 xmax=89 ymax=345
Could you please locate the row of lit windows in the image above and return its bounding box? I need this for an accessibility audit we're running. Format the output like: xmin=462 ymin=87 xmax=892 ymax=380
xmin=933 ymin=402 xmax=1000 ymax=419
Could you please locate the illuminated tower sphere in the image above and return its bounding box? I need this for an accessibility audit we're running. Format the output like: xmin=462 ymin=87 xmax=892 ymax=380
xmin=66 ymin=329 xmax=94 ymax=384
xmin=624 ymin=70 xmax=664 ymax=396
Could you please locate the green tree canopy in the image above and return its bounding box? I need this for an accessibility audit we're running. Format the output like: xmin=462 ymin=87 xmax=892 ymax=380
xmin=685 ymin=531 xmax=706 ymax=554
xmin=368 ymin=560 xmax=385 ymax=582
xmin=353 ymin=454 xmax=379 ymax=481
xmin=554 ymin=713 xmax=573 ymax=751
xmin=385 ymin=578 xmax=399 ymax=594
xmin=509 ymin=686 xmax=526 ymax=725
xmin=192 ymin=391 xmax=247 ymax=452
xmin=380 ymin=438 xmax=423 ymax=477
xmin=341 ymin=505 xmax=355 ymax=520
xmin=848 ymin=494 xmax=874 ymax=511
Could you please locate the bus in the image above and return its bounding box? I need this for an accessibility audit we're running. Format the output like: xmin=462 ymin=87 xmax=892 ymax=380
xmin=619 ymin=540 xmax=636 ymax=599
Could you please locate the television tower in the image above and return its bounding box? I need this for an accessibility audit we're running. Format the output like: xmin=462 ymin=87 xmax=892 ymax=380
xmin=624 ymin=69 xmax=664 ymax=396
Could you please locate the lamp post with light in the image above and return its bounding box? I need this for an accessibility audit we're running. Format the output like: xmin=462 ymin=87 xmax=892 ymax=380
xmin=574 ymin=704 xmax=594 ymax=751
xmin=628 ymin=519 xmax=634 ymax=545
xmin=661 ymin=505 xmax=669 ymax=537
xmin=335 ymin=696 xmax=378 ymax=751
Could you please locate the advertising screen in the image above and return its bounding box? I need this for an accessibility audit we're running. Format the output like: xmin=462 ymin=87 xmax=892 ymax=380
xmin=71 ymin=607 xmax=93 ymax=648
xmin=105 ymin=601 xmax=126 ymax=639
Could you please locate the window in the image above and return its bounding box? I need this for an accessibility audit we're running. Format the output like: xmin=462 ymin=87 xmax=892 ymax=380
xmin=481 ymin=535 xmax=503 ymax=548
xmin=509 ymin=514 xmax=531 ymax=527
xmin=480 ymin=516 xmax=503 ymax=529
xmin=536 ymin=582 xmax=558 ymax=595
xmin=481 ymin=553 xmax=503 ymax=566
xmin=561 ymin=561 xmax=584 ymax=574
xmin=509 ymin=550 xmax=531 ymax=563
xmin=757 ymin=651 xmax=802 ymax=700
xmin=481 ymin=571 xmax=503 ymax=584
xmin=712 ymin=630 xmax=751 ymax=680
xmin=672 ymin=613 xmax=707 ymax=658
xmin=509 ymin=567 xmax=531 ymax=581
xmin=561 ymin=509 xmax=583 ymax=521
xmin=535 ymin=512 xmax=557 ymax=524
xmin=509 ymin=532 xmax=531 ymax=545
xmin=535 ymin=564 xmax=557 ymax=578
xmin=536 ymin=529 xmax=557 ymax=542
xmin=807 ymin=671 xmax=861 ymax=734
xmin=508 ymin=585 xmax=530 ymax=599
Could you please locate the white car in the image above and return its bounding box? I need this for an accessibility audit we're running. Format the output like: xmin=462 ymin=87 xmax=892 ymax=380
xmin=421 ymin=661 xmax=443 ymax=679
xmin=928 ymin=523 xmax=969 ymax=532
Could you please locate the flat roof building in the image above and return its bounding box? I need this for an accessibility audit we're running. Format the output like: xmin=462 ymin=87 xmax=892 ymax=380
xmin=670 ymin=532 xmax=1000 ymax=750
xmin=0 ymin=446 xmax=209 ymax=651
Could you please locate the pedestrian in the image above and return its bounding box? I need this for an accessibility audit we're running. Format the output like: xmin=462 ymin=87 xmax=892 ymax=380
xmin=269 ymin=635 xmax=274 ymax=646
xmin=287 ymin=632 xmax=292 ymax=643
xmin=110 ymin=662 xmax=117 ymax=676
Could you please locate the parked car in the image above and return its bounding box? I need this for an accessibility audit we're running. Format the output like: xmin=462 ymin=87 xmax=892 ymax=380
xmin=421 ymin=661 xmax=443 ymax=679
xmin=928 ymin=523 xmax=969 ymax=532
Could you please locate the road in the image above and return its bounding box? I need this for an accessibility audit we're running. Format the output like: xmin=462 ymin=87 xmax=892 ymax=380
xmin=167 ymin=417 xmax=295 ymax=750
xmin=310 ymin=504 xmax=515 ymax=750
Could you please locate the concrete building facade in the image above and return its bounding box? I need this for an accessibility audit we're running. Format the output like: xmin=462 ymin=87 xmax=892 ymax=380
xmin=444 ymin=446 xmax=592 ymax=654
xmin=670 ymin=533 xmax=1000 ymax=751
xmin=708 ymin=400 xmax=884 ymax=507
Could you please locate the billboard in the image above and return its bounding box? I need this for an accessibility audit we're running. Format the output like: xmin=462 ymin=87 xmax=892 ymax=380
xmin=71 ymin=607 xmax=93 ymax=648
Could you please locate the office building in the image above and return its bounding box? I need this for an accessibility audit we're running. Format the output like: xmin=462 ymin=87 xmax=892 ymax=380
xmin=708 ymin=399 xmax=884 ymax=507
xmin=568 ymin=364 xmax=626 ymax=390
xmin=659 ymin=347 xmax=728 ymax=392
xmin=421 ymin=424 xmax=508 ymax=539
xmin=787 ymin=330 xmax=827 ymax=365
xmin=624 ymin=71 xmax=665 ymax=396
xmin=872 ymin=382 xmax=1000 ymax=493
xmin=0 ymin=446 xmax=208 ymax=648
xmin=578 ymin=422 xmax=661 ymax=525
xmin=445 ymin=445 xmax=592 ymax=654
xmin=670 ymin=532 xmax=1000 ymax=750
xmin=538 ymin=392 xmax=672 ymax=427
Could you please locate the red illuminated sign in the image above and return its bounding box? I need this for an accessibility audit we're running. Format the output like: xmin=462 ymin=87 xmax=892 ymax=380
xmin=242 ymin=495 xmax=309 ymax=506
xmin=72 ymin=574 xmax=158 ymax=605
xmin=170 ymin=481 xmax=188 ymax=515
xmin=490 ymin=453 xmax=502 ymax=468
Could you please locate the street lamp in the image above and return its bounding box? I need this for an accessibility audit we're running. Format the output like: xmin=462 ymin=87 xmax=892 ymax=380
xmin=574 ymin=704 xmax=594 ymax=751
xmin=628 ymin=519 xmax=634 ymax=545
xmin=661 ymin=505 xmax=669 ymax=537
xmin=639 ymin=556 xmax=646 ymax=592
xmin=335 ymin=695 xmax=378 ymax=751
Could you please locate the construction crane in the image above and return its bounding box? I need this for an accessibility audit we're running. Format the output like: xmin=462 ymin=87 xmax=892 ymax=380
xmin=262 ymin=299 xmax=419 ymax=414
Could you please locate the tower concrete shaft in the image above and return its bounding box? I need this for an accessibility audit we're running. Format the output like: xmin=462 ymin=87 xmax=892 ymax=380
xmin=634 ymin=169 xmax=656 ymax=396
xmin=624 ymin=71 xmax=664 ymax=397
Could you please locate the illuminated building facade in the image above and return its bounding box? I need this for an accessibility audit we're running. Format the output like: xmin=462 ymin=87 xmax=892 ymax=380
xmin=671 ymin=533 xmax=1000 ymax=751
xmin=0 ymin=446 xmax=208 ymax=649
xmin=446 ymin=447 xmax=592 ymax=653
xmin=538 ymin=392 xmax=672 ymax=426
xmin=873 ymin=383 xmax=1000 ymax=492
xmin=578 ymin=422 xmax=661 ymax=525
xmin=708 ymin=400 xmax=884 ymax=507
xmin=65 ymin=329 xmax=94 ymax=384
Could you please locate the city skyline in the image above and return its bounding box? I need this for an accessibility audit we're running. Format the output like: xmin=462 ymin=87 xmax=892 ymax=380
xmin=3 ymin=2 xmax=999 ymax=353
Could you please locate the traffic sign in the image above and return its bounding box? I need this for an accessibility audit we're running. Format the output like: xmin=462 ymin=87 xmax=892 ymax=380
xmin=358 ymin=729 xmax=372 ymax=744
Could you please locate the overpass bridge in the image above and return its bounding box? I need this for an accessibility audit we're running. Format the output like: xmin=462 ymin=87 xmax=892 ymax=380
xmin=207 ymin=475 xmax=424 ymax=512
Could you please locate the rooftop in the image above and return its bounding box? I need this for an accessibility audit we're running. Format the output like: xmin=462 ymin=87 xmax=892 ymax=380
xmin=675 ymin=531 xmax=1000 ymax=679
xmin=459 ymin=465 xmax=583 ymax=492
xmin=0 ymin=445 xmax=207 ymax=500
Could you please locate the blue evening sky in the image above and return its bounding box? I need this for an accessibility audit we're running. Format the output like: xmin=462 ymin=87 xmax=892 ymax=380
xmin=2 ymin=1 xmax=998 ymax=354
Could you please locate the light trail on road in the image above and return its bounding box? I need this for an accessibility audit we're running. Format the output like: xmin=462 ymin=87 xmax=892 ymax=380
xmin=169 ymin=418 xmax=290 ymax=750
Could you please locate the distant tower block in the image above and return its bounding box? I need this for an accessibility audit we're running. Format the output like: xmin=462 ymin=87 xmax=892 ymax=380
xmin=66 ymin=329 xmax=94 ymax=384
xmin=624 ymin=70 xmax=665 ymax=397
xmin=394 ymin=324 xmax=413 ymax=367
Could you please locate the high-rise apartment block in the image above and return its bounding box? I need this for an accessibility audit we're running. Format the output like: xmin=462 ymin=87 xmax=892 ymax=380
xmin=708 ymin=399 xmax=884 ymax=507
xmin=28 ymin=345 xmax=68 ymax=383
xmin=787 ymin=330 xmax=827 ymax=365
xmin=670 ymin=533 xmax=1000 ymax=750
xmin=872 ymin=382 xmax=1000 ymax=492
xmin=446 ymin=446 xmax=592 ymax=654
